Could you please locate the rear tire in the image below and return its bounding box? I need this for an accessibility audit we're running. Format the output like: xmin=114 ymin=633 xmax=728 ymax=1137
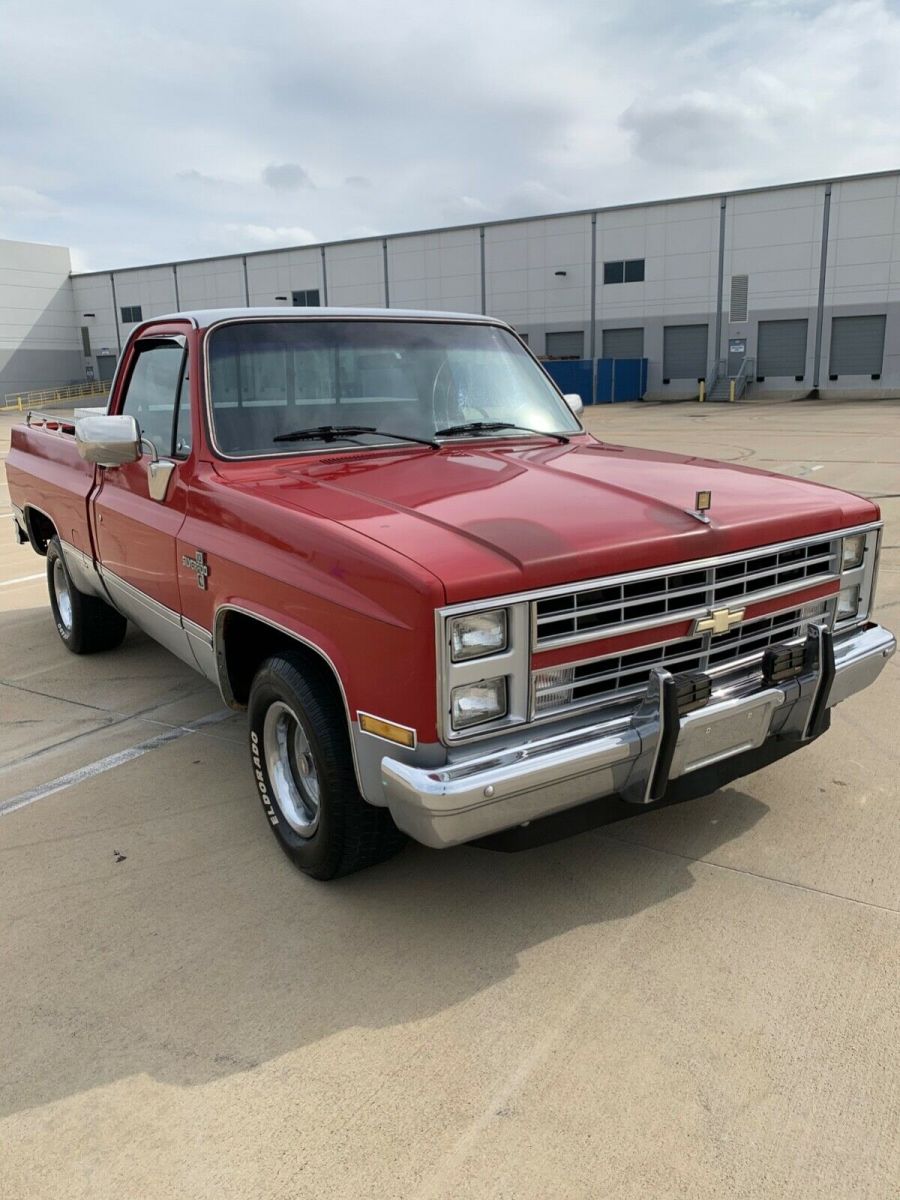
xmin=46 ymin=536 xmax=127 ymax=654
xmin=248 ymin=651 xmax=406 ymax=879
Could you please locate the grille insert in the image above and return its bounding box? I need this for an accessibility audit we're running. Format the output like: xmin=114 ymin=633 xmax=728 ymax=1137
xmin=534 ymin=538 xmax=836 ymax=646
xmin=532 ymin=603 xmax=827 ymax=718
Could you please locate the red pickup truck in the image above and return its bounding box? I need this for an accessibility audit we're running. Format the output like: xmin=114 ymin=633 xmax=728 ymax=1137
xmin=7 ymin=309 xmax=895 ymax=878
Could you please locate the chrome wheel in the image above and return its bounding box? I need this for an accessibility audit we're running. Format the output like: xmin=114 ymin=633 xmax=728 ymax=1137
xmin=262 ymin=700 xmax=321 ymax=836
xmin=53 ymin=556 xmax=73 ymax=632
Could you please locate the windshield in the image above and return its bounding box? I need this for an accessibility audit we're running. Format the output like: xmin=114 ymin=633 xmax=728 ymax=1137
xmin=206 ymin=319 xmax=581 ymax=456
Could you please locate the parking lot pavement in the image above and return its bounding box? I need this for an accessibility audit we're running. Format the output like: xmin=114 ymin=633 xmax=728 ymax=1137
xmin=1 ymin=401 xmax=898 ymax=1200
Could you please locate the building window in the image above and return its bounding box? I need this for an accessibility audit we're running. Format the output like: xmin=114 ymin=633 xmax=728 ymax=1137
xmin=120 ymin=305 xmax=143 ymax=324
xmin=603 ymin=259 xmax=644 ymax=285
xmin=292 ymin=289 xmax=321 ymax=307
xmin=80 ymin=326 xmax=92 ymax=358
xmin=544 ymin=330 xmax=584 ymax=360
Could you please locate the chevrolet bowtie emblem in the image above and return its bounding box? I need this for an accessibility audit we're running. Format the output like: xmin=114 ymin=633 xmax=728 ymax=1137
xmin=694 ymin=606 xmax=745 ymax=636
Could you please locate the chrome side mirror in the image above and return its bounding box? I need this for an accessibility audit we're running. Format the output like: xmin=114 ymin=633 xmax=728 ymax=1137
xmin=563 ymin=392 xmax=584 ymax=417
xmin=75 ymin=414 xmax=141 ymax=466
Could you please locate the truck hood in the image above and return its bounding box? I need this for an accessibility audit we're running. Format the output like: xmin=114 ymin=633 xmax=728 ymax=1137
xmin=237 ymin=437 xmax=877 ymax=603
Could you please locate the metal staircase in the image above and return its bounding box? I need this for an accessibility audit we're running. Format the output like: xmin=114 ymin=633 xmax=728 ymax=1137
xmin=703 ymin=357 xmax=755 ymax=403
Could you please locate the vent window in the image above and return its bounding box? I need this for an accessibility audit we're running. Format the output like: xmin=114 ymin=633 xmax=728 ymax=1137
xmin=729 ymin=275 xmax=749 ymax=322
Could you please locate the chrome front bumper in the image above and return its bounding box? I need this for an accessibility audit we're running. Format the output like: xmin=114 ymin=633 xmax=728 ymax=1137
xmin=382 ymin=622 xmax=896 ymax=848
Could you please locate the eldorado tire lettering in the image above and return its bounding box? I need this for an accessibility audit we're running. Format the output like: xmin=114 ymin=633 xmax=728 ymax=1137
xmin=250 ymin=729 xmax=279 ymax=825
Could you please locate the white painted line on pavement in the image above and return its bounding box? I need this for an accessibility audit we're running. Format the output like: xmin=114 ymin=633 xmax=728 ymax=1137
xmin=0 ymin=572 xmax=45 ymax=587
xmin=0 ymin=709 xmax=233 ymax=817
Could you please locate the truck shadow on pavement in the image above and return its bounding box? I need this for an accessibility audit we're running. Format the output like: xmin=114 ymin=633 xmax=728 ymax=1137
xmin=1 ymin=749 xmax=768 ymax=1117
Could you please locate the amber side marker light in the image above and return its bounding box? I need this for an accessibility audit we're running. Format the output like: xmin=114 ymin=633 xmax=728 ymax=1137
xmin=358 ymin=712 xmax=417 ymax=748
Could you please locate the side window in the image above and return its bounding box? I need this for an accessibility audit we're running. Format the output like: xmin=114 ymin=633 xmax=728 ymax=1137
xmin=120 ymin=342 xmax=186 ymax=457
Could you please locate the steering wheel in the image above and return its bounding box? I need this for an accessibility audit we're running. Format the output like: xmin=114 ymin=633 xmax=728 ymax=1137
xmin=431 ymin=360 xmax=490 ymax=426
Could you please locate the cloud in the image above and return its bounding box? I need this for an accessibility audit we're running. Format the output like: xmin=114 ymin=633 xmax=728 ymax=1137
xmin=262 ymin=163 xmax=314 ymax=190
xmin=220 ymin=223 xmax=317 ymax=247
xmin=0 ymin=185 xmax=61 ymax=218
xmin=0 ymin=0 xmax=897 ymax=268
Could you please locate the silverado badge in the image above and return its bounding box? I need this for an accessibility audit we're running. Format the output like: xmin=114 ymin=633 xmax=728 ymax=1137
xmin=694 ymin=606 xmax=745 ymax=636
xmin=182 ymin=550 xmax=209 ymax=590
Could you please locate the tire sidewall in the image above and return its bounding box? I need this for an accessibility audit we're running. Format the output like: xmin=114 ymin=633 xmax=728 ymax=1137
xmin=46 ymin=539 xmax=80 ymax=651
xmin=247 ymin=668 xmax=339 ymax=875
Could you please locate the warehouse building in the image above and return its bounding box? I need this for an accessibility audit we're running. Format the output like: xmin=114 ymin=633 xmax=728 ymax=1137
xmin=2 ymin=168 xmax=900 ymax=402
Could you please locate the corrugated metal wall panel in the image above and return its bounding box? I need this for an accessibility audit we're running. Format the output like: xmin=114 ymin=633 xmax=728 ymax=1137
xmin=544 ymin=330 xmax=585 ymax=359
xmin=602 ymin=327 xmax=644 ymax=359
xmin=757 ymin=318 xmax=808 ymax=376
xmin=829 ymin=315 xmax=886 ymax=375
xmin=663 ymin=324 xmax=708 ymax=379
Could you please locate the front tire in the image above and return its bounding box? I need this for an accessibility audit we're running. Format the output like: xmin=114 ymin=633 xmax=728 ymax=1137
xmin=248 ymin=651 xmax=406 ymax=879
xmin=46 ymin=537 xmax=127 ymax=654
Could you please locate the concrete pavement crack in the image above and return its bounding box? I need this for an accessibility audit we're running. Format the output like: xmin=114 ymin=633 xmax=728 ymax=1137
xmin=597 ymin=831 xmax=900 ymax=916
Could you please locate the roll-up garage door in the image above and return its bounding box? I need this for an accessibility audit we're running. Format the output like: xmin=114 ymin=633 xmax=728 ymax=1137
xmin=663 ymin=324 xmax=707 ymax=379
xmin=602 ymin=327 xmax=644 ymax=359
xmin=829 ymin=315 xmax=886 ymax=376
xmin=544 ymin=330 xmax=584 ymax=359
xmin=757 ymin=319 xmax=808 ymax=377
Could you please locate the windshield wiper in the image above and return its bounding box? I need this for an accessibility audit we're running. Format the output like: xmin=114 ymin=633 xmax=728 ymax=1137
xmin=434 ymin=421 xmax=569 ymax=445
xmin=273 ymin=424 xmax=438 ymax=448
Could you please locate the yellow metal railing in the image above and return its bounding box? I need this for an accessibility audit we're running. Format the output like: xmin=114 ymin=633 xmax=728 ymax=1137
xmin=0 ymin=379 xmax=109 ymax=414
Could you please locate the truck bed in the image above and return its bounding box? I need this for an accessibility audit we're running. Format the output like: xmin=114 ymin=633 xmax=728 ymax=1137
xmin=6 ymin=415 xmax=96 ymax=556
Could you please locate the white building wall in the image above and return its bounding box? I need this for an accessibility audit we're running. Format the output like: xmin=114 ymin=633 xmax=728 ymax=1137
xmin=386 ymin=228 xmax=481 ymax=313
xmin=596 ymin=197 xmax=720 ymax=395
xmin=70 ymin=274 xmax=119 ymax=371
xmin=325 ymin=239 xmax=384 ymax=307
xmin=0 ymin=239 xmax=82 ymax=393
xmin=178 ymin=256 xmax=247 ymax=309
xmin=114 ymin=265 xmax=178 ymax=331
xmin=34 ymin=168 xmax=900 ymax=402
xmin=485 ymin=214 xmax=592 ymax=350
xmin=721 ymin=184 xmax=823 ymax=387
xmin=822 ymin=173 xmax=900 ymax=391
xmin=246 ymin=247 xmax=323 ymax=306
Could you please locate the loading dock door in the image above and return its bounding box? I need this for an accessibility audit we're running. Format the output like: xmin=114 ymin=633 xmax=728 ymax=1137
xmin=757 ymin=319 xmax=808 ymax=378
xmin=544 ymin=330 xmax=585 ymax=359
xmin=602 ymin=327 xmax=644 ymax=359
xmin=96 ymin=354 xmax=117 ymax=383
xmin=663 ymin=324 xmax=708 ymax=379
xmin=829 ymin=315 xmax=886 ymax=376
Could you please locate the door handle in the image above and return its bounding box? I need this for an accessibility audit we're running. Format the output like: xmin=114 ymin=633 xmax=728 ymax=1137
xmin=148 ymin=459 xmax=176 ymax=502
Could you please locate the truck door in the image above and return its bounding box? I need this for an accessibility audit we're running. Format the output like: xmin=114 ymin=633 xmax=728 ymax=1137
xmin=92 ymin=329 xmax=196 ymax=665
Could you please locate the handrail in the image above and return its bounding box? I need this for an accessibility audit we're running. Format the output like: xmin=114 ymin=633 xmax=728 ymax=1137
xmin=0 ymin=378 xmax=109 ymax=414
xmin=704 ymin=357 xmax=726 ymax=399
xmin=732 ymin=356 xmax=755 ymax=401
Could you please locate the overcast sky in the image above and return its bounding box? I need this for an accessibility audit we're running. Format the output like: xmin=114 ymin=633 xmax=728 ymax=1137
xmin=2 ymin=0 xmax=899 ymax=270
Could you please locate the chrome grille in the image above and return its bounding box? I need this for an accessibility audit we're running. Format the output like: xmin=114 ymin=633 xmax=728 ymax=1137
xmin=534 ymin=536 xmax=838 ymax=647
xmin=532 ymin=602 xmax=830 ymax=719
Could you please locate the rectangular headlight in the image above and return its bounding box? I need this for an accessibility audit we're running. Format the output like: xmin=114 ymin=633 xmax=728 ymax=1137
xmin=841 ymin=533 xmax=866 ymax=571
xmin=449 ymin=610 xmax=508 ymax=662
xmin=450 ymin=676 xmax=508 ymax=730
